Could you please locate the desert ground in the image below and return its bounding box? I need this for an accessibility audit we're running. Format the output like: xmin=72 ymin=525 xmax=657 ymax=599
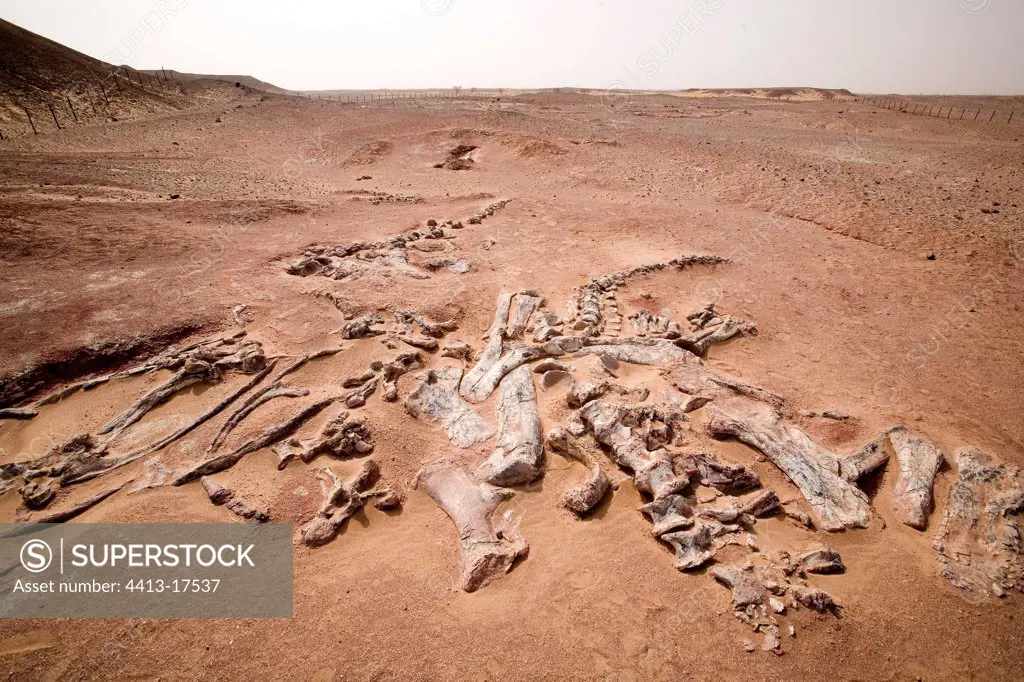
xmin=2 ymin=24 xmax=1024 ymax=680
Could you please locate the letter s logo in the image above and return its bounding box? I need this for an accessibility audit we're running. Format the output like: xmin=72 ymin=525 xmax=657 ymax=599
xmin=21 ymin=539 xmax=53 ymax=573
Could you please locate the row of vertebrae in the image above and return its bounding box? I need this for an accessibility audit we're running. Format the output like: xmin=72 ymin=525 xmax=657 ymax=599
xmin=567 ymin=254 xmax=729 ymax=338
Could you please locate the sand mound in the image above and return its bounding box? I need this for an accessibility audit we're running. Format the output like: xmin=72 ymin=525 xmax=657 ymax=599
xmin=344 ymin=140 xmax=394 ymax=166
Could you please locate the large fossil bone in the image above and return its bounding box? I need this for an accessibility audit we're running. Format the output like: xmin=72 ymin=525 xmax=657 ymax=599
xmin=301 ymin=460 xmax=400 ymax=547
xmin=887 ymin=427 xmax=943 ymax=530
xmin=661 ymin=519 xmax=739 ymax=571
xmin=414 ymin=458 xmax=528 ymax=592
xmin=98 ymin=361 xmax=219 ymax=440
xmin=546 ymin=427 xmax=610 ymax=515
xmin=475 ymin=367 xmax=543 ymax=486
xmin=460 ymin=345 xmax=557 ymax=404
xmin=201 ymin=478 xmax=269 ymax=523
xmin=707 ymin=398 xmax=871 ymax=531
xmin=173 ymin=398 xmax=337 ymax=485
xmin=393 ymin=309 xmax=457 ymax=338
xmin=577 ymin=401 xmax=689 ymax=500
xmin=639 ymin=494 xmax=694 ymax=536
xmin=681 ymin=451 xmax=761 ymax=495
xmin=574 ymin=337 xmax=691 ymax=366
xmin=404 ymin=367 xmax=493 ymax=448
xmin=273 ymin=412 xmax=373 ymax=470
xmin=32 ymin=483 xmax=125 ymax=523
xmin=933 ymin=447 xmax=1024 ymax=600
xmin=209 ymin=383 xmax=310 ymax=452
xmin=64 ymin=363 xmax=279 ymax=485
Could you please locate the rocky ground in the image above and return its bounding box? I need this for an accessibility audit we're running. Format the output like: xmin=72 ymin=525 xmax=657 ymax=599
xmin=0 ymin=89 xmax=1022 ymax=680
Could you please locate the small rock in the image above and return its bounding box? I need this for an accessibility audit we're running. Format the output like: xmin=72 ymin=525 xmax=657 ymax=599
xmin=427 ymin=219 xmax=438 ymax=227
xmin=926 ymin=253 xmax=936 ymax=261
xmin=169 ymin=194 xmax=180 ymax=200
xmin=769 ymin=597 xmax=785 ymax=614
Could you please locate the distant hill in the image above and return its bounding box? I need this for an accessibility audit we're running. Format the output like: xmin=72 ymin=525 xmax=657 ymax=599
xmin=0 ymin=18 xmax=283 ymax=138
xmin=144 ymin=70 xmax=290 ymax=95
xmin=674 ymin=87 xmax=857 ymax=101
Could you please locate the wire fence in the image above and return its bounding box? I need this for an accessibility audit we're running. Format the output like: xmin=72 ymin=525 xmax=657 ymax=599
xmin=0 ymin=64 xmax=186 ymax=140
xmin=3 ymin=82 xmax=1017 ymax=140
xmin=859 ymin=96 xmax=1018 ymax=125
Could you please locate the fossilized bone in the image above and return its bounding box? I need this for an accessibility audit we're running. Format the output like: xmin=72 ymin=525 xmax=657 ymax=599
xmin=343 ymin=375 xmax=379 ymax=408
xmin=887 ymin=427 xmax=943 ymax=529
xmin=484 ymin=292 xmax=516 ymax=340
xmin=441 ymin=341 xmax=474 ymax=362
xmin=396 ymin=334 xmax=438 ymax=352
xmin=273 ymin=412 xmax=373 ymax=470
xmin=711 ymin=564 xmax=768 ymax=608
xmin=302 ymin=460 xmax=401 ymax=547
xmin=461 ymin=345 xmax=557 ymax=404
xmin=784 ymin=546 xmax=845 ymax=575
xmin=275 ymin=348 xmax=343 ymax=380
xmin=32 ymin=483 xmax=125 ymax=523
xmin=837 ymin=438 xmax=890 ymax=482
xmin=546 ymin=428 xmax=610 ymax=515
xmin=475 ymin=367 xmax=544 ymax=486
xmin=466 ymin=199 xmax=512 ymax=225
xmin=639 ymin=494 xmax=693 ymax=536
xmin=201 ymin=478 xmax=269 ymax=522
xmin=482 ymin=290 xmax=540 ymax=341
xmin=661 ymin=519 xmax=739 ymax=570
xmin=507 ymin=293 xmax=541 ymax=340
xmin=20 ymin=480 xmax=56 ymax=510
xmin=404 ymin=367 xmax=493 ymax=448
xmin=173 ymin=397 xmax=337 ymax=485
xmin=29 ymin=333 xmax=257 ymax=409
xmin=662 ymin=354 xmax=785 ymax=411
xmin=414 ymin=458 xmax=528 ymax=592
xmin=687 ymin=302 xmax=719 ymax=330
xmin=341 ymin=312 xmax=386 ymax=339
xmin=680 ymin=451 xmax=761 ymax=495
xmin=64 ymin=363 xmax=279 ymax=485
xmin=531 ymin=310 xmax=564 ymax=342
xmin=573 ymin=338 xmax=691 ymax=366
xmin=0 ymin=408 xmax=38 ymax=420
xmin=379 ymin=352 xmax=421 ymax=401
xmin=98 ymin=360 xmax=220 ymax=441
xmin=706 ymin=398 xmax=871 ymax=532
xmin=460 ymin=334 xmax=504 ymax=400
xmin=577 ymin=401 xmax=689 ymax=500
xmin=933 ymin=447 xmax=1024 ymax=600
xmin=393 ymin=309 xmax=457 ymax=338
xmin=209 ymin=382 xmax=310 ymax=452
xmin=629 ymin=310 xmax=681 ymax=339
xmin=678 ymin=316 xmax=756 ymax=356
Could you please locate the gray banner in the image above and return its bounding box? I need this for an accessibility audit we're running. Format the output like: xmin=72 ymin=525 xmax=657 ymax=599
xmin=0 ymin=524 xmax=293 ymax=618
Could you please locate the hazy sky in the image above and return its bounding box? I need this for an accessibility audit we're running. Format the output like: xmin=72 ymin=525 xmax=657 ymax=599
xmin=2 ymin=0 xmax=1022 ymax=93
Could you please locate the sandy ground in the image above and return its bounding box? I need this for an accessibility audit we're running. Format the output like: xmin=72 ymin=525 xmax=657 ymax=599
xmin=0 ymin=91 xmax=1022 ymax=681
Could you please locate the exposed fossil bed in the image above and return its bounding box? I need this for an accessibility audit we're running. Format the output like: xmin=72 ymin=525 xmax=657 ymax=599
xmin=0 ymin=91 xmax=1022 ymax=680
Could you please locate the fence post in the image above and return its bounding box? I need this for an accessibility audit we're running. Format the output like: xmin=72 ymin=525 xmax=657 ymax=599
xmin=66 ymin=95 xmax=78 ymax=122
xmin=960 ymin=109 xmax=965 ymax=120
xmin=99 ymin=82 xmax=110 ymax=105
xmin=946 ymin=108 xmax=951 ymax=119
xmin=47 ymin=102 xmax=62 ymax=129
xmin=114 ymin=74 xmax=122 ymax=92
xmin=990 ymin=110 xmax=996 ymax=122
xmin=23 ymin=105 xmax=38 ymax=134
xmin=1010 ymin=110 xmax=1015 ymax=124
